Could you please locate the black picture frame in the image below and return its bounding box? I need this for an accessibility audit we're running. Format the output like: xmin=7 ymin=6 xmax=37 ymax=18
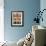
xmin=11 ymin=11 xmax=24 ymax=27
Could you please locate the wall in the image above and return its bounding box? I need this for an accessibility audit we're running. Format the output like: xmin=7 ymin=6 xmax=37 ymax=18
xmin=4 ymin=0 xmax=40 ymax=42
xmin=40 ymin=0 xmax=46 ymax=27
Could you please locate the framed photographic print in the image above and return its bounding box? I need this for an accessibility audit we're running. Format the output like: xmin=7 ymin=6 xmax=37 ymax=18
xmin=11 ymin=11 xmax=24 ymax=27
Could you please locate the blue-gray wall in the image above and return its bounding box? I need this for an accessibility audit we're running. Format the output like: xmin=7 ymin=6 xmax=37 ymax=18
xmin=4 ymin=0 xmax=40 ymax=42
xmin=40 ymin=0 xmax=46 ymax=27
